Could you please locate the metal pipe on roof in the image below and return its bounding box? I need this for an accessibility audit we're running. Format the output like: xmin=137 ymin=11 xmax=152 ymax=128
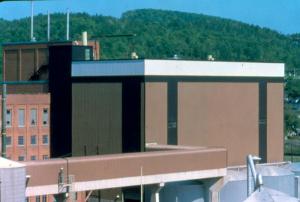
xmin=30 ymin=0 xmax=34 ymax=41
xmin=82 ymin=31 xmax=88 ymax=46
xmin=47 ymin=11 xmax=51 ymax=41
xmin=66 ymin=8 xmax=70 ymax=41
xmin=247 ymin=155 xmax=261 ymax=196
xmin=1 ymin=84 xmax=7 ymax=158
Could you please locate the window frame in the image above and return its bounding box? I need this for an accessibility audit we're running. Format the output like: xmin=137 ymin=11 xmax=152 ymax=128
xmin=42 ymin=108 xmax=49 ymax=126
xmin=18 ymin=108 xmax=25 ymax=127
xmin=6 ymin=108 xmax=12 ymax=127
xmin=18 ymin=135 xmax=24 ymax=146
xmin=6 ymin=136 xmax=12 ymax=147
xmin=18 ymin=155 xmax=25 ymax=161
xmin=42 ymin=134 xmax=49 ymax=145
xmin=30 ymin=108 xmax=37 ymax=126
xmin=30 ymin=135 xmax=37 ymax=145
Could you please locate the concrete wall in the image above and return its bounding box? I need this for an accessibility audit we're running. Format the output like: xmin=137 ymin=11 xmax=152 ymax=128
xmin=145 ymin=82 xmax=168 ymax=145
xmin=177 ymin=82 xmax=259 ymax=166
xmin=144 ymin=80 xmax=283 ymax=166
xmin=267 ymin=83 xmax=284 ymax=162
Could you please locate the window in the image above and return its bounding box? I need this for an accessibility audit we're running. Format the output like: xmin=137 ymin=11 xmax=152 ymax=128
xmin=30 ymin=135 xmax=37 ymax=145
xmin=42 ymin=155 xmax=49 ymax=160
xmin=18 ymin=109 xmax=25 ymax=127
xmin=42 ymin=108 xmax=48 ymax=125
xmin=30 ymin=155 xmax=36 ymax=161
xmin=30 ymin=109 xmax=37 ymax=126
xmin=6 ymin=136 xmax=11 ymax=146
xmin=18 ymin=136 xmax=24 ymax=146
xmin=42 ymin=135 xmax=48 ymax=145
xmin=42 ymin=195 xmax=47 ymax=202
xmin=6 ymin=109 xmax=11 ymax=127
xmin=18 ymin=156 xmax=25 ymax=161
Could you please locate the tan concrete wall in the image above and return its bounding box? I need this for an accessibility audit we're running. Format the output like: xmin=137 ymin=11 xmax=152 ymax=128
xmin=267 ymin=83 xmax=284 ymax=162
xmin=178 ymin=82 xmax=259 ymax=166
xmin=145 ymin=82 xmax=168 ymax=145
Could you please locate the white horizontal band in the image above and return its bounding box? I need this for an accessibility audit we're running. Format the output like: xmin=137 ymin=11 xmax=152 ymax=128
xmin=72 ymin=59 xmax=284 ymax=78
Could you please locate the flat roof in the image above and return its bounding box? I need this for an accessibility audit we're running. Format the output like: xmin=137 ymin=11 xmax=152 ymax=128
xmin=72 ymin=59 xmax=285 ymax=78
xmin=0 ymin=157 xmax=24 ymax=168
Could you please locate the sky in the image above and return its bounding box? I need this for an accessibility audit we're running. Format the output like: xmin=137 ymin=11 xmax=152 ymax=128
xmin=0 ymin=0 xmax=299 ymax=34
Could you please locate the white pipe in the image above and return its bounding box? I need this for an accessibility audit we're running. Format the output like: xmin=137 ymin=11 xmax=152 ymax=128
xmin=66 ymin=9 xmax=70 ymax=40
xmin=47 ymin=11 xmax=51 ymax=41
xmin=295 ymin=176 xmax=300 ymax=199
xmin=30 ymin=0 xmax=34 ymax=41
xmin=82 ymin=31 xmax=88 ymax=46
xmin=247 ymin=155 xmax=261 ymax=196
xmin=150 ymin=183 xmax=164 ymax=202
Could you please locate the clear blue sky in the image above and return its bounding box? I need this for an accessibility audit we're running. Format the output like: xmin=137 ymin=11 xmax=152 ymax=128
xmin=0 ymin=0 xmax=299 ymax=34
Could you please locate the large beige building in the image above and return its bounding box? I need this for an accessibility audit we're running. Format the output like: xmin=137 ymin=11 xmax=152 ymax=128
xmin=71 ymin=59 xmax=284 ymax=166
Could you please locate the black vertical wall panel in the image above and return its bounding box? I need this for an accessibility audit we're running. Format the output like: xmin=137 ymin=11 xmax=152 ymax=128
xmin=49 ymin=45 xmax=72 ymax=158
xmin=259 ymin=81 xmax=267 ymax=163
xmin=167 ymin=80 xmax=178 ymax=145
xmin=122 ymin=78 xmax=143 ymax=153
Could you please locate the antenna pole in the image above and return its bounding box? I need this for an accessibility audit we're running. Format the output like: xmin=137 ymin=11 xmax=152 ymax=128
xmin=30 ymin=0 xmax=34 ymax=41
xmin=66 ymin=8 xmax=70 ymax=40
xmin=47 ymin=11 xmax=51 ymax=41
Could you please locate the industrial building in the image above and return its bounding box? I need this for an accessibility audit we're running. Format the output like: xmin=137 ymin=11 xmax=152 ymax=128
xmin=1 ymin=40 xmax=290 ymax=202
xmin=70 ymin=59 xmax=284 ymax=165
xmin=3 ymin=42 xmax=284 ymax=166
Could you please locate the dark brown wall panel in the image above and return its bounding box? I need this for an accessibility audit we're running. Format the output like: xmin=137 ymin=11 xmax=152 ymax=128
xmin=38 ymin=48 xmax=49 ymax=67
xmin=72 ymin=83 xmax=122 ymax=156
xmin=4 ymin=50 xmax=18 ymax=81
xmin=267 ymin=83 xmax=284 ymax=162
xmin=21 ymin=49 xmax=35 ymax=80
xmin=178 ymin=82 xmax=259 ymax=166
xmin=145 ymin=82 xmax=168 ymax=145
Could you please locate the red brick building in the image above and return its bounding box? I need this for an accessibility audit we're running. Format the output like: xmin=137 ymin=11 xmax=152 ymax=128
xmin=3 ymin=93 xmax=50 ymax=161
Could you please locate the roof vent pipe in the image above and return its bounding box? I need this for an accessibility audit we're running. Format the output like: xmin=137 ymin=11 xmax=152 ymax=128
xmin=82 ymin=31 xmax=88 ymax=46
xmin=247 ymin=154 xmax=262 ymax=196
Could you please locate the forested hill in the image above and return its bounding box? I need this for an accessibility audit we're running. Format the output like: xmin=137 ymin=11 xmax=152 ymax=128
xmin=0 ymin=9 xmax=300 ymax=71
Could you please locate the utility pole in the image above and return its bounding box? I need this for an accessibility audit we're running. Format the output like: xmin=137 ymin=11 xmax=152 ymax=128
xmin=66 ymin=8 xmax=70 ymax=41
xmin=1 ymin=84 xmax=7 ymax=158
xmin=30 ymin=0 xmax=34 ymax=41
xmin=47 ymin=11 xmax=51 ymax=41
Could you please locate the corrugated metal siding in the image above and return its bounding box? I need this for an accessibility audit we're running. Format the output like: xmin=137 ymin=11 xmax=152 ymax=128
xmin=21 ymin=49 xmax=35 ymax=80
xmin=145 ymin=82 xmax=168 ymax=145
xmin=72 ymin=83 xmax=122 ymax=156
xmin=0 ymin=167 xmax=26 ymax=202
xmin=4 ymin=50 xmax=18 ymax=81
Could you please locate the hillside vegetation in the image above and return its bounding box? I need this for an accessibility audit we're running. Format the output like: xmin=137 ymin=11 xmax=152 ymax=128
xmin=1 ymin=9 xmax=300 ymax=133
xmin=1 ymin=9 xmax=300 ymax=66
